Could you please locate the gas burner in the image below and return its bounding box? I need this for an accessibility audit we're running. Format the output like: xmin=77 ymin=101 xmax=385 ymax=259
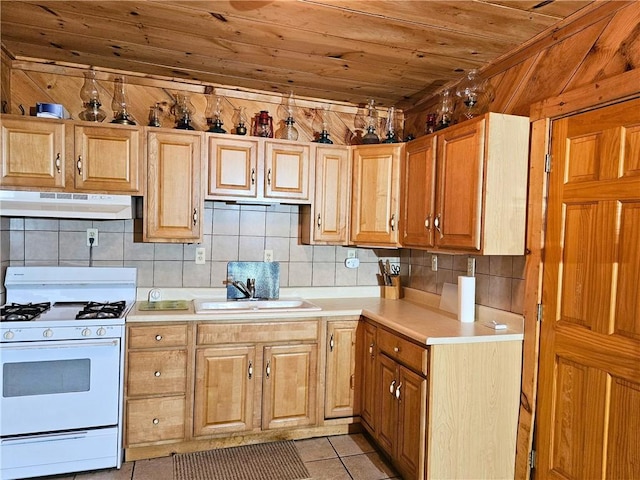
xmin=0 ymin=302 xmax=51 ymax=322
xmin=76 ymin=301 xmax=126 ymax=320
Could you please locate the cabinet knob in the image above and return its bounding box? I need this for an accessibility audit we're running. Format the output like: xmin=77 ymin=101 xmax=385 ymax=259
xmin=248 ymin=361 xmax=253 ymax=379
xmin=265 ymin=360 xmax=271 ymax=379
xmin=389 ymin=379 xmax=396 ymax=395
xmin=317 ymin=214 xmax=322 ymax=228
xmin=55 ymin=153 xmax=61 ymax=173
xmin=251 ymin=168 xmax=256 ymax=185
xmin=154 ymin=371 xmax=161 ymax=377
xmin=390 ymin=213 xmax=396 ymax=231
xmin=395 ymin=382 xmax=402 ymax=400
xmin=193 ymin=208 xmax=198 ymax=226
xmin=424 ymin=215 xmax=431 ymax=230
xmin=329 ymin=333 xmax=334 ymax=352
xmin=152 ymin=418 xmax=159 ymax=425
xmin=393 ymin=346 xmax=400 ymax=353
xmin=76 ymin=156 xmax=82 ymax=175
xmin=369 ymin=343 xmax=374 ymax=357
xmin=267 ymin=168 xmax=272 ymax=186
xmin=155 ymin=334 xmax=163 ymax=341
xmin=434 ymin=214 xmax=443 ymax=238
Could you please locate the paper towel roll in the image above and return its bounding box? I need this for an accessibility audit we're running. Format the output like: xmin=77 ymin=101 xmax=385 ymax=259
xmin=457 ymin=275 xmax=476 ymax=323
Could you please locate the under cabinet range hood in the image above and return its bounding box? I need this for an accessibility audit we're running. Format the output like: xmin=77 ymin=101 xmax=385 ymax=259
xmin=0 ymin=190 xmax=134 ymax=219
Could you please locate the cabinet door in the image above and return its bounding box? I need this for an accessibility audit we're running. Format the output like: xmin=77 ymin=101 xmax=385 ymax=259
xmin=74 ymin=124 xmax=142 ymax=193
xmin=262 ymin=343 xmax=317 ymax=430
xmin=376 ymin=353 xmax=398 ymax=457
xmin=264 ymin=140 xmax=310 ymax=201
xmin=144 ymin=130 xmax=203 ymax=242
xmin=310 ymin=146 xmax=350 ymax=244
xmin=325 ymin=320 xmax=358 ymax=419
xmin=207 ymin=135 xmax=258 ymax=198
xmin=1 ymin=117 xmax=65 ymax=189
xmin=396 ymin=366 xmax=426 ymax=480
xmin=435 ymin=119 xmax=485 ymax=250
xmin=360 ymin=321 xmax=377 ymax=432
xmin=402 ymin=135 xmax=436 ymax=248
xmin=350 ymin=144 xmax=403 ymax=246
xmin=194 ymin=346 xmax=256 ymax=436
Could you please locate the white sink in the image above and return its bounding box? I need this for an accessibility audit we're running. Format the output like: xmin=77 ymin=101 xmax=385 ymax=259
xmin=193 ymin=297 xmax=321 ymax=314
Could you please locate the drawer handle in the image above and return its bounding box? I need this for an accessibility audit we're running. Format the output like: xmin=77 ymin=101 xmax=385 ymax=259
xmin=155 ymin=335 xmax=163 ymax=341
xmin=265 ymin=360 xmax=271 ymax=379
xmin=154 ymin=371 xmax=161 ymax=377
xmin=193 ymin=208 xmax=198 ymax=226
xmin=248 ymin=361 xmax=253 ymax=379
xmin=317 ymin=214 xmax=322 ymax=228
xmin=152 ymin=418 xmax=159 ymax=425
xmin=55 ymin=153 xmax=61 ymax=173
xmin=393 ymin=346 xmax=400 ymax=353
xmin=389 ymin=379 xmax=396 ymax=395
xmin=390 ymin=213 xmax=396 ymax=231
xmin=395 ymin=382 xmax=402 ymax=400
xmin=424 ymin=215 xmax=431 ymax=230
xmin=76 ymin=156 xmax=82 ymax=175
xmin=369 ymin=343 xmax=374 ymax=357
xmin=434 ymin=213 xmax=443 ymax=239
xmin=329 ymin=333 xmax=334 ymax=352
xmin=267 ymin=168 xmax=272 ymax=186
xmin=251 ymin=168 xmax=256 ymax=185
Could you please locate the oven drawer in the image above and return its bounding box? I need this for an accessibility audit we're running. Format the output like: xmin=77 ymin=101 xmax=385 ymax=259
xmin=127 ymin=324 xmax=188 ymax=349
xmin=125 ymin=396 xmax=185 ymax=446
xmin=377 ymin=328 xmax=428 ymax=376
xmin=127 ymin=350 xmax=187 ymax=396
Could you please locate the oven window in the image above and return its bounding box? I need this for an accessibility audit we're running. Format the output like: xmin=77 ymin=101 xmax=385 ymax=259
xmin=3 ymin=359 xmax=91 ymax=397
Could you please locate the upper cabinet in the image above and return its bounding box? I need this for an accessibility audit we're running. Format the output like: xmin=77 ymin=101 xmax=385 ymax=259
xmin=73 ymin=123 xmax=143 ymax=194
xmin=300 ymin=145 xmax=350 ymax=245
xmin=1 ymin=116 xmax=65 ymax=189
xmin=206 ymin=135 xmax=311 ymax=204
xmin=402 ymin=113 xmax=530 ymax=255
xmin=350 ymin=144 xmax=404 ymax=247
xmin=144 ymin=129 xmax=203 ymax=243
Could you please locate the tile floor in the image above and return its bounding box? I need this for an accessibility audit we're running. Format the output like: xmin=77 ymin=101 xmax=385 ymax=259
xmin=37 ymin=433 xmax=400 ymax=480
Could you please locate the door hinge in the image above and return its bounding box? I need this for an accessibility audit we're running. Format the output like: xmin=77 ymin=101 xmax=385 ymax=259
xmin=537 ymin=303 xmax=543 ymax=323
xmin=529 ymin=449 xmax=537 ymax=470
xmin=544 ymin=153 xmax=552 ymax=173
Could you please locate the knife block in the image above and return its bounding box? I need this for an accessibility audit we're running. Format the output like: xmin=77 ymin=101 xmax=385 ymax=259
xmin=381 ymin=275 xmax=403 ymax=299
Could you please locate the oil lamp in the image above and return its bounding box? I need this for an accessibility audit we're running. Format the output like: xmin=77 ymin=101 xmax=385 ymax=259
xmin=252 ymin=110 xmax=273 ymax=137
xmin=382 ymin=106 xmax=399 ymax=143
xmin=314 ymin=105 xmax=333 ymax=144
xmin=233 ymin=107 xmax=248 ymax=135
xmin=148 ymin=103 xmax=162 ymax=127
xmin=79 ymin=70 xmax=106 ymax=122
xmin=455 ymin=69 xmax=483 ymax=120
xmin=278 ymin=92 xmax=299 ymax=141
xmin=110 ymin=76 xmax=136 ymax=125
xmin=362 ymin=99 xmax=380 ymax=144
xmin=174 ymin=93 xmax=195 ymax=130
xmin=436 ymin=89 xmax=454 ymax=130
xmin=206 ymin=93 xmax=226 ymax=133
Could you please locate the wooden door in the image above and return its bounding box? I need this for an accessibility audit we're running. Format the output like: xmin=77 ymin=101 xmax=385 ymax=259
xmin=401 ymin=135 xmax=436 ymax=248
xmin=536 ymin=98 xmax=640 ymax=479
xmin=264 ymin=140 xmax=310 ymax=201
xmin=262 ymin=343 xmax=317 ymax=430
xmin=312 ymin=145 xmax=350 ymax=243
xmin=395 ymin=366 xmax=426 ymax=480
xmin=350 ymin=144 xmax=403 ymax=246
xmin=360 ymin=321 xmax=377 ymax=433
xmin=74 ymin=124 xmax=142 ymax=193
xmin=144 ymin=130 xmax=202 ymax=242
xmin=1 ymin=117 xmax=65 ymax=189
xmin=207 ymin=134 xmax=258 ymax=198
xmin=376 ymin=353 xmax=398 ymax=458
xmin=193 ymin=346 xmax=256 ymax=436
xmin=435 ymin=118 xmax=484 ymax=250
xmin=325 ymin=320 xmax=358 ymax=418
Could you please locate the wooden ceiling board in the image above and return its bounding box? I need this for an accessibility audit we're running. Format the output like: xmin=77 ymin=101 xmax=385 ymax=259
xmin=482 ymin=0 xmax=595 ymax=18
xmin=1 ymin=0 xmax=599 ymax=108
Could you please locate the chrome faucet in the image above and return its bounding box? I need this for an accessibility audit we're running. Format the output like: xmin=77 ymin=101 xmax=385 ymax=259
xmin=228 ymin=277 xmax=256 ymax=299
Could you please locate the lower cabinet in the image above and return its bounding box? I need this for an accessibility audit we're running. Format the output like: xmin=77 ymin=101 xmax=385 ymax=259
xmin=324 ymin=319 xmax=359 ymax=419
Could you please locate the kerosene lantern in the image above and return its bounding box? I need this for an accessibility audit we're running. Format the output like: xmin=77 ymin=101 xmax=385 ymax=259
xmin=174 ymin=93 xmax=195 ymax=130
xmin=314 ymin=105 xmax=333 ymax=144
xmin=233 ymin=107 xmax=248 ymax=135
xmin=111 ymin=76 xmax=136 ymax=125
xmin=252 ymin=110 xmax=273 ymax=137
xmin=436 ymin=89 xmax=454 ymax=130
xmin=455 ymin=69 xmax=483 ymax=121
xmin=382 ymin=106 xmax=399 ymax=143
xmin=79 ymin=69 xmax=106 ymax=122
xmin=277 ymin=92 xmax=299 ymax=141
xmin=206 ymin=93 xmax=226 ymax=133
xmin=362 ymin=99 xmax=380 ymax=144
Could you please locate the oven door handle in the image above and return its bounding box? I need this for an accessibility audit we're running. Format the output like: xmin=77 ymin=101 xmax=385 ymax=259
xmin=1 ymin=339 xmax=119 ymax=350
xmin=1 ymin=430 xmax=90 ymax=445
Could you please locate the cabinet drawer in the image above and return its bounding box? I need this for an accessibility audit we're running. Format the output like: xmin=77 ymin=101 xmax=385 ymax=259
xmin=125 ymin=396 xmax=185 ymax=446
xmin=197 ymin=320 xmax=318 ymax=345
xmin=377 ymin=328 xmax=428 ymax=376
xmin=127 ymin=350 xmax=187 ymax=396
xmin=128 ymin=324 xmax=188 ymax=348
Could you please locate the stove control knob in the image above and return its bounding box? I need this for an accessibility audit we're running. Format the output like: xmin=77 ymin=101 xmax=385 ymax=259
xmin=97 ymin=327 xmax=107 ymax=336
xmin=3 ymin=330 xmax=14 ymax=340
xmin=43 ymin=329 xmax=53 ymax=338
xmin=82 ymin=328 xmax=92 ymax=337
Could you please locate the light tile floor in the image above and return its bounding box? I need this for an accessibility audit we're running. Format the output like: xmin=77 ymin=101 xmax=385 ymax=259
xmin=37 ymin=433 xmax=400 ymax=480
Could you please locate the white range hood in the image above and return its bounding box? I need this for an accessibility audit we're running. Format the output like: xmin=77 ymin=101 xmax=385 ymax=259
xmin=0 ymin=190 xmax=134 ymax=220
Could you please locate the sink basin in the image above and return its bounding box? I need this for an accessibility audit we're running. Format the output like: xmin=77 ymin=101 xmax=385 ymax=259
xmin=193 ymin=297 xmax=321 ymax=314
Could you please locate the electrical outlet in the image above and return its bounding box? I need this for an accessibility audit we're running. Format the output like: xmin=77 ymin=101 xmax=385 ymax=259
xmin=347 ymin=249 xmax=357 ymax=259
xmin=263 ymin=250 xmax=273 ymax=262
xmin=467 ymin=257 xmax=476 ymax=277
xmin=431 ymin=254 xmax=438 ymax=272
xmin=195 ymin=247 xmax=206 ymax=265
xmin=86 ymin=228 xmax=98 ymax=247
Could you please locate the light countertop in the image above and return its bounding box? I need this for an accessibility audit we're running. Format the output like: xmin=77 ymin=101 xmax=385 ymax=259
xmin=126 ymin=287 xmax=523 ymax=346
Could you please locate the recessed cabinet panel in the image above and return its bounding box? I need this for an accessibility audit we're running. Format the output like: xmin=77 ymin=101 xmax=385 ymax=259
xmin=264 ymin=141 xmax=310 ymax=200
xmin=325 ymin=320 xmax=358 ymax=418
xmin=207 ymin=135 xmax=258 ymax=197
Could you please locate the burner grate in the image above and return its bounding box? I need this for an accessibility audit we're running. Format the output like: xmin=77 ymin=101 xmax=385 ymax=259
xmin=0 ymin=302 xmax=51 ymax=322
xmin=76 ymin=301 xmax=126 ymax=320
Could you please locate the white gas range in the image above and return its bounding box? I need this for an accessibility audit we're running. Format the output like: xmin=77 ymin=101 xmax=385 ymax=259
xmin=0 ymin=266 xmax=136 ymax=480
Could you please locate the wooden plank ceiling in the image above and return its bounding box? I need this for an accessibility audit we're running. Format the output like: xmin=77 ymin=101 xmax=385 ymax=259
xmin=0 ymin=0 xmax=595 ymax=109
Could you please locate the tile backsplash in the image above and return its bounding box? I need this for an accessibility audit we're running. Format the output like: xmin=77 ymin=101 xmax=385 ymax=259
xmin=0 ymin=202 xmax=524 ymax=314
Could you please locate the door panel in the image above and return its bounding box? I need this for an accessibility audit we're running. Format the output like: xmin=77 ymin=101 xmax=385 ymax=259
xmin=537 ymin=98 xmax=640 ymax=479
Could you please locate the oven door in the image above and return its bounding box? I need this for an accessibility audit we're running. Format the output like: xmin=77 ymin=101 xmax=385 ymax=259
xmin=0 ymin=338 xmax=121 ymax=436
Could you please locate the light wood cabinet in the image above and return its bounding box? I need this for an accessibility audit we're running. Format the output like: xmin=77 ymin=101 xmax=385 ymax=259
xmin=206 ymin=134 xmax=311 ymax=203
xmin=72 ymin=123 xmax=142 ymax=193
xmin=350 ymin=143 xmax=404 ymax=246
xmin=402 ymin=113 xmax=529 ymax=254
xmin=1 ymin=116 xmax=65 ymax=189
xmin=124 ymin=323 xmax=189 ymax=448
xmin=359 ymin=320 xmax=377 ymax=432
xmin=300 ymin=145 xmax=351 ymax=245
xmin=324 ymin=320 xmax=358 ymax=419
xmin=144 ymin=129 xmax=203 ymax=242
